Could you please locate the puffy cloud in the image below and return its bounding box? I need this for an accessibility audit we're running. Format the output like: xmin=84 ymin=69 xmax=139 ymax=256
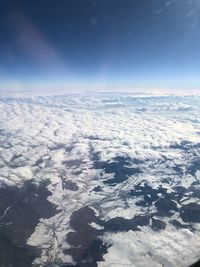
xmin=99 ymin=226 xmax=200 ymax=267
xmin=0 ymin=93 xmax=200 ymax=266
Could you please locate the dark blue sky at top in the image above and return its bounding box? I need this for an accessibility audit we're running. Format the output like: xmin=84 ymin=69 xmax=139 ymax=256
xmin=1 ymin=0 xmax=200 ymax=90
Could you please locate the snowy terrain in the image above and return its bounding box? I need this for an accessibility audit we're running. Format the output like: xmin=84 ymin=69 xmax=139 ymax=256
xmin=0 ymin=92 xmax=200 ymax=267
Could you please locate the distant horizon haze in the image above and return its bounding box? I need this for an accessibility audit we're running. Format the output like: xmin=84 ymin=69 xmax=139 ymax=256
xmin=1 ymin=0 xmax=200 ymax=92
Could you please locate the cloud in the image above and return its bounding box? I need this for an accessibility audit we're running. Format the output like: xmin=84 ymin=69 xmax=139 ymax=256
xmin=0 ymin=92 xmax=200 ymax=266
xmin=99 ymin=226 xmax=200 ymax=267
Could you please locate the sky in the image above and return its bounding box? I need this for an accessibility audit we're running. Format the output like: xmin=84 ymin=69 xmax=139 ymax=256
xmin=0 ymin=0 xmax=200 ymax=92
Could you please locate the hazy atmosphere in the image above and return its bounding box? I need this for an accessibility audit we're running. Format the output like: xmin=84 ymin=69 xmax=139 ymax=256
xmin=1 ymin=0 xmax=200 ymax=92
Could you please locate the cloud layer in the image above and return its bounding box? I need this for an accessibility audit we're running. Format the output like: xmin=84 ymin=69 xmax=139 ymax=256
xmin=0 ymin=93 xmax=200 ymax=266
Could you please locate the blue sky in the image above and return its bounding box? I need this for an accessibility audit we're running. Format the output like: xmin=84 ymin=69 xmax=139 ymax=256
xmin=1 ymin=0 xmax=200 ymax=92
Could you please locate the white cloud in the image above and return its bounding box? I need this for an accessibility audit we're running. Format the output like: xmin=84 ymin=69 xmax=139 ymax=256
xmin=0 ymin=93 xmax=200 ymax=266
xmin=99 ymin=226 xmax=200 ymax=267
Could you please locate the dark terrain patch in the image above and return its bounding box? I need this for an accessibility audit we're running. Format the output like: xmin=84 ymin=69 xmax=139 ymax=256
xmin=0 ymin=230 xmax=39 ymax=267
xmin=63 ymin=180 xmax=79 ymax=191
xmin=170 ymin=140 xmax=193 ymax=151
xmin=129 ymin=179 xmax=200 ymax=228
xmin=130 ymin=181 xmax=179 ymax=217
xmin=180 ymin=203 xmax=200 ymax=223
xmin=170 ymin=141 xmax=200 ymax=176
xmin=170 ymin=220 xmax=193 ymax=231
xmin=65 ymin=206 xmax=108 ymax=267
xmin=92 ymin=186 xmax=103 ymax=192
xmin=72 ymin=170 xmax=82 ymax=175
xmin=151 ymin=218 xmax=166 ymax=231
xmin=155 ymin=196 xmax=178 ymax=217
xmin=104 ymin=215 xmax=150 ymax=232
xmin=130 ymin=182 xmax=167 ymax=207
xmin=0 ymin=180 xmax=57 ymax=267
xmin=187 ymin=160 xmax=200 ymax=176
xmin=93 ymin=156 xmax=141 ymax=185
xmin=62 ymin=159 xmax=85 ymax=168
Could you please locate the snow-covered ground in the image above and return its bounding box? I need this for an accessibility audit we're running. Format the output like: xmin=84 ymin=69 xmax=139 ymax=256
xmin=0 ymin=92 xmax=200 ymax=266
